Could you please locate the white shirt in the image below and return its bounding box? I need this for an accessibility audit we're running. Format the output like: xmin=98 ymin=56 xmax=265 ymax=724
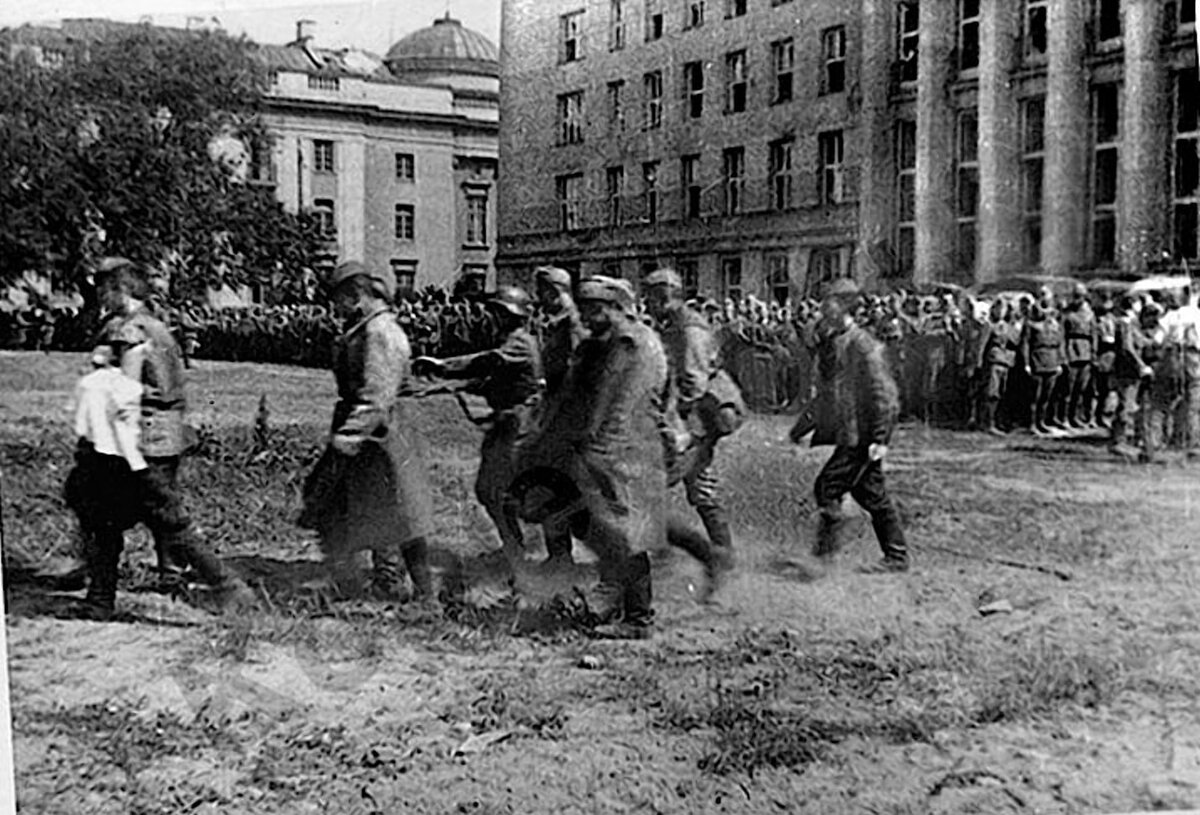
xmin=1160 ymin=303 xmax=1200 ymax=350
xmin=74 ymin=367 xmax=147 ymax=470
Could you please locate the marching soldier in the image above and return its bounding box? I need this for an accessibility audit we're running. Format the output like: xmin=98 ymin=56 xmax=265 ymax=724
xmin=644 ymin=268 xmax=739 ymax=599
xmin=413 ymin=287 xmax=543 ymax=559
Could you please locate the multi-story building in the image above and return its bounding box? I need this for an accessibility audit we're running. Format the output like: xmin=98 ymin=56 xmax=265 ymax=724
xmin=496 ymin=0 xmax=1198 ymax=300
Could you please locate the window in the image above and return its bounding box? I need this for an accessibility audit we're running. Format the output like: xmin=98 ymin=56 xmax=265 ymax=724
xmin=308 ymin=75 xmax=339 ymax=91
xmin=684 ymin=61 xmax=704 ymax=119
xmin=556 ymin=173 xmax=584 ymax=231
xmin=722 ymin=147 xmax=744 ymax=215
xmin=721 ymin=256 xmax=743 ymax=300
xmin=1092 ymin=85 xmax=1120 ymax=266
xmin=646 ymin=1 xmax=664 ymax=40
xmin=808 ymin=249 xmax=843 ymax=296
xmin=390 ymin=260 xmax=417 ymax=294
xmin=959 ymin=0 xmax=980 ymax=71
xmin=955 ymin=111 xmax=979 ymax=279
xmin=822 ymin=27 xmax=846 ymax=94
xmin=898 ymin=2 xmax=919 ymax=84
xmin=643 ymin=161 xmax=660 ymax=223
xmin=725 ymin=50 xmax=747 ymax=114
xmin=1180 ymin=0 xmax=1197 ymax=27
xmin=395 ymin=152 xmax=414 ymax=181
xmin=604 ymin=261 xmax=624 ymax=278
xmin=460 ymin=265 xmax=488 ymax=294
xmin=609 ymin=0 xmax=626 ymax=50
xmin=677 ymin=258 xmax=700 ymax=299
xmin=313 ymin=198 xmax=336 ymax=237
xmin=394 ymin=203 xmax=415 ymax=241
xmin=561 ymin=11 xmax=584 ymax=62
xmin=896 ymin=120 xmax=917 ymax=277
xmin=819 ymin=130 xmax=845 ymax=205
xmin=770 ymin=0 xmax=793 ymax=6
xmin=1025 ymin=0 xmax=1048 ymax=58
xmin=607 ymin=80 xmax=626 ymax=132
xmin=767 ymin=253 xmax=790 ymax=305
xmin=644 ymin=71 xmax=663 ymax=130
xmin=769 ymin=137 xmax=794 ymax=211
xmin=726 ymin=0 xmax=747 ymax=18
xmin=685 ymin=0 xmax=705 ymax=29
xmin=313 ymin=139 xmax=335 ymax=174
xmin=557 ymin=91 xmax=585 ymax=145
xmin=1021 ymin=96 xmax=1046 ymax=267
xmin=1174 ymin=70 xmax=1200 ymax=261
xmin=42 ymin=48 xmax=65 ymax=68
xmin=249 ymin=140 xmax=275 ymax=184
xmin=1097 ymin=0 xmax=1121 ymax=41
xmin=606 ymin=165 xmax=625 ymax=226
xmin=681 ymin=154 xmax=702 ymax=219
xmin=466 ymin=194 xmax=488 ymax=245
xmin=771 ymin=38 xmax=794 ymax=104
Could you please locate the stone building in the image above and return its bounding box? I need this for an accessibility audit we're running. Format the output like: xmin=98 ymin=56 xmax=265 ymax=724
xmin=496 ymin=0 xmax=1198 ymax=299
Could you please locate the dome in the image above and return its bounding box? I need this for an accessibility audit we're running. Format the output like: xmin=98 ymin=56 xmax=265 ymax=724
xmin=385 ymin=14 xmax=499 ymax=78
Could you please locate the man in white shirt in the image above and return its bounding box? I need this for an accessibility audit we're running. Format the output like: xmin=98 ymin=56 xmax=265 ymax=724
xmin=1158 ymin=284 xmax=1200 ymax=454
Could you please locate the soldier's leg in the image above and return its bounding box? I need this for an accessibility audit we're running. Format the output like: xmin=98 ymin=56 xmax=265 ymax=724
xmin=475 ymin=430 xmax=525 ymax=557
xmin=1067 ymin=362 xmax=1093 ymax=428
xmin=82 ymin=524 xmax=125 ymax=618
xmin=848 ymin=462 xmax=909 ymax=570
xmin=400 ymin=536 xmax=434 ymax=600
xmin=1140 ymin=390 xmax=1165 ymax=463
xmin=142 ymin=457 xmax=185 ymax=578
xmin=541 ymin=514 xmax=574 ymax=563
xmin=683 ymin=445 xmax=734 ymax=558
xmin=812 ymin=446 xmax=861 ymax=558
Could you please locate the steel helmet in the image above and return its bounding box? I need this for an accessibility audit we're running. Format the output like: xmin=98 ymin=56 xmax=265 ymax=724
xmin=489 ymin=285 xmax=532 ymax=318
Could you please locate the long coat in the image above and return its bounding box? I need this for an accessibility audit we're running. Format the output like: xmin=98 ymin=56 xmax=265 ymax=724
xmin=302 ymin=308 xmax=433 ymax=555
xmin=811 ymin=324 xmax=899 ymax=449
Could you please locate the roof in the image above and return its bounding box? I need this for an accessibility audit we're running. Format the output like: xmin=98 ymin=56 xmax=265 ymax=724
xmin=384 ymin=14 xmax=499 ymax=77
xmin=253 ymin=42 xmax=402 ymax=83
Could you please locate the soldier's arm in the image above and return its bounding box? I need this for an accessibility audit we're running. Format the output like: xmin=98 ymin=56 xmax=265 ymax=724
xmin=587 ymin=337 xmax=640 ymax=448
xmin=860 ymin=338 xmax=897 ymax=444
xmin=676 ymin=325 xmax=716 ymax=415
xmin=334 ymin=322 xmax=402 ymax=449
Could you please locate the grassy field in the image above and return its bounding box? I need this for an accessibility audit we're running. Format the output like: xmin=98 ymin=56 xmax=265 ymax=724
xmin=4 ymin=350 xmax=1200 ymax=814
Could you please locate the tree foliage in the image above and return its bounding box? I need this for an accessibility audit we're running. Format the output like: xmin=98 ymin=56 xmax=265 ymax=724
xmin=0 ymin=25 xmax=325 ymax=305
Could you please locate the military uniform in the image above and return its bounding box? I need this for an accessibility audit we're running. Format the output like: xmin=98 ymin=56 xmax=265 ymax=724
xmin=1020 ymin=310 xmax=1066 ymax=434
xmin=1093 ymin=308 xmax=1119 ymax=426
xmin=975 ymin=316 xmax=1020 ymax=434
xmin=1060 ymin=300 xmax=1096 ymax=427
xmin=1110 ymin=310 xmax=1152 ymax=455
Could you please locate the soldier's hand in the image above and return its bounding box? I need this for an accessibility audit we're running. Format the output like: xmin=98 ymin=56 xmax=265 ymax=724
xmin=330 ymin=434 xmax=361 ymax=457
xmin=868 ymin=443 xmax=888 ymax=462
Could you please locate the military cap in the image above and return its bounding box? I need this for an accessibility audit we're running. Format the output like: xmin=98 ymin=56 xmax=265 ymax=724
xmin=330 ymin=260 xmax=397 ymax=300
xmin=644 ymin=268 xmax=683 ymax=289
xmin=577 ymin=275 xmax=635 ymax=309
xmin=534 ymin=266 xmax=572 ymax=289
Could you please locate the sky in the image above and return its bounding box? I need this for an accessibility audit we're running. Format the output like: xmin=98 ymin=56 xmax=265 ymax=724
xmin=0 ymin=0 xmax=501 ymax=55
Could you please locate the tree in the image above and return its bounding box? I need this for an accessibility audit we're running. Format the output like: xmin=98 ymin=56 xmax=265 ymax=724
xmin=0 ymin=24 xmax=326 ymax=305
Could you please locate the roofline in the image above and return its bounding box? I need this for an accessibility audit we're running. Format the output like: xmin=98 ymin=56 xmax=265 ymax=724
xmin=261 ymin=95 xmax=498 ymax=134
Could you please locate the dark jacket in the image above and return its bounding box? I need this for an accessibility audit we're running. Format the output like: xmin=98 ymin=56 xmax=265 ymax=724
xmin=104 ymin=308 xmax=188 ymax=457
xmin=811 ymin=324 xmax=900 ymax=449
xmin=1020 ymin=315 xmax=1066 ymax=374
xmin=1062 ymin=302 xmax=1096 ymax=364
xmin=977 ymin=320 xmax=1020 ymax=368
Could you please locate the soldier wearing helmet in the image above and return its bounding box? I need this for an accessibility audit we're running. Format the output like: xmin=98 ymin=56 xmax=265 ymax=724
xmin=413 ymin=285 xmax=543 ymax=559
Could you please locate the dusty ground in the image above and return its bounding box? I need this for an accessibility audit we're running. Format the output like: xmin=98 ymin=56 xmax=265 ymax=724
xmin=4 ymin=350 xmax=1200 ymax=814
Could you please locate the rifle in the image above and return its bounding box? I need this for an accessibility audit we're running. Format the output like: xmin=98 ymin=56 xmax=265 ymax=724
xmin=398 ymin=379 xmax=492 ymax=426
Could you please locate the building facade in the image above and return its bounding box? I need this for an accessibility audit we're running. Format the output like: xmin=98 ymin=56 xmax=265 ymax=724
xmin=496 ymin=0 xmax=1198 ymax=300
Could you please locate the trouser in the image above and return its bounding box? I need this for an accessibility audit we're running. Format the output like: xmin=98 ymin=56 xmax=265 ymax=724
xmin=475 ymin=410 xmax=529 ymax=556
xmin=812 ymin=445 xmax=908 ymax=564
xmin=1141 ymin=391 xmax=1175 ymax=463
xmin=977 ymin=364 xmax=1010 ymax=430
xmin=370 ymin=536 xmax=433 ymax=599
xmin=1032 ymin=371 xmax=1060 ymax=430
xmin=1093 ymin=367 xmax=1115 ymax=424
xmin=1064 ymin=361 xmax=1094 ymax=425
xmin=681 ymin=441 xmax=734 ymax=560
xmin=1170 ymin=370 xmax=1200 ymax=452
xmin=1109 ymin=379 xmax=1142 ymax=448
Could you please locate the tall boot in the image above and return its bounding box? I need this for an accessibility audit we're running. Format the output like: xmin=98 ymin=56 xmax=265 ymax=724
xmin=813 ymin=508 xmax=845 ymax=559
xmin=864 ymin=507 xmax=909 ymax=572
xmin=595 ymin=553 xmax=654 ymax=639
xmin=371 ymin=547 xmax=409 ymax=601
xmin=401 ymin=537 xmax=434 ymax=601
xmin=165 ymin=527 xmax=254 ymax=610
xmin=542 ymin=516 xmax=574 ymax=564
xmin=82 ymin=526 xmax=123 ymax=619
xmin=694 ymin=505 xmax=735 ymax=596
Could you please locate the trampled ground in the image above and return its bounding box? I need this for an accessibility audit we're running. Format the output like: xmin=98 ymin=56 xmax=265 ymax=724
xmin=3 ymin=350 xmax=1200 ymax=814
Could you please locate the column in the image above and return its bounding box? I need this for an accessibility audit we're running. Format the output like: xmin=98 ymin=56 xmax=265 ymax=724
xmin=976 ymin=0 xmax=1023 ymax=284
xmin=855 ymin=0 xmax=897 ymax=286
xmin=1041 ymin=0 xmax=1089 ymax=275
xmin=1119 ymin=0 xmax=1168 ymax=275
xmin=914 ymin=0 xmax=957 ymax=285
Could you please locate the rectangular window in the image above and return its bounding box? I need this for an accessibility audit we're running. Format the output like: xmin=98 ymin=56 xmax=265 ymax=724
xmin=644 ymin=71 xmax=663 ymax=130
xmin=557 ymin=91 xmax=585 ymax=145
xmin=1174 ymin=70 xmax=1200 ymax=260
xmin=608 ymin=80 xmax=626 ymax=132
xmin=561 ymin=11 xmax=584 ymax=62
xmin=684 ymin=0 xmax=705 ymax=29
xmin=771 ymin=38 xmax=794 ymax=104
xmin=606 ymin=165 xmax=625 ymax=226
xmin=722 ymin=147 xmax=745 ymax=215
xmin=896 ymin=120 xmax=917 ymax=277
xmin=1097 ymin=0 xmax=1121 ymax=41
xmin=769 ymin=136 xmax=794 ymax=211
xmin=307 ymin=75 xmax=339 ymax=91
xmin=1022 ymin=96 xmax=1046 ymax=267
xmin=721 ymin=256 xmax=743 ymax=301
xmin=609 ymin=0 xmax=626 ymax=50
xmin=313 ymin=198 xmax=336 ymax=237
xmin=681 ymin=154 xmax=702 ymax=219
xmin=395 ymin=152 xmax=414 ymax=181
xmin=767 ymin=253 xmax=790 ymax=304
xmin=390 ymin=260 xmax=417 ymax=294
xmin=313 ymin=139 xmax=335 ymax=174
xmin=643 ymin=161 xmax=660 ymax=223
xmin=1092 ymin=84 xmax=1120 ymax=266
xmin=1181 ymin=0 xmax=1197 ymax=26
xmin=684 ymin=61 xmax=704 ymax=119
xmin=771 ymin=0 xmax=793 ymax=6
xmin=822 ymin=27 xmax=846 ymax=94
xmin=819 ymin=130 xmax=845 ymax=205
xmin=725 ymin=50 xmax=747 ymax=113
xmin=1025 ymin=0 xmax=1048 ymax=58
xmin=556 ymin=173 xmax=584 ymax=232
xmin=678 ymin=258 xmax=700 ymax=299
xmin=959 ymin=0 xmax=980 ymax=71
xmin=646 ymin=1 xmax=664 ymax=40
xmin=726 ymin=0 xmax=747 ymax=18
xmin=898 ymin=2 xmax=919 ymax=84
xmin=956 ymin=110 xmax=979 ymax=279
xmin=466 ymin=195 xmax=487 ymax=245
xmin=394 ymin=203 xmax=415 ymax=241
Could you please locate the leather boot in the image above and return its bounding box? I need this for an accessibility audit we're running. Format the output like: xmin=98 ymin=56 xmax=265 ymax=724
xmin=542 ymin=517 xmax=574 ymax=564
xmin=401 ymin=537 xmax=435 ymax=601
xmin=813 ymin=508 xmax=845 ymax=559
xmin=594 ymin=553 xmax=654 ymax=639
xmin=868 ymin=507 xmax=909 ymax=570
xmin=371 ymin=547 xmax=410 ymax=601
xmin=83 ymin=526 xmax=123 ymax=618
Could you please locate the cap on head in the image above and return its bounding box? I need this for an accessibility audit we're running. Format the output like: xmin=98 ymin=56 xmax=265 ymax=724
xmin=576 ymin=275 xmax=635 ymax=309
xmin=489 ymin=285 xmax=533 ymax=318
xmin=331 ymin=260 xmax=396 ymax=301
xmin=534 ymin=265 xmax=572 ymax=290
xmin=644 ymin=268 xmax=683 ymax=290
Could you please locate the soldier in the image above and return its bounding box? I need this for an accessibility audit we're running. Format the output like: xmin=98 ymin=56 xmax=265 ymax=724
xmin=1020 ymin=302 xmax=1066 ymax=436
xmin=1093 ymin=298 xmax=1119 ymax=428
xmin=644 ymin=268 xmax=738 ymax=598
xmin=300 ymin=261 xmax=436 ymax=602
xmin=975 ymin=299 xmax=1020 ymax=436
xmin=1158 ymin=284 xmax=1200 ymax=456
xmin=1109 ymin=294 xmax=1154 ymax=459
xmin=412 ymin=287 xmax=543 ymax=560
xmin=1137 ymin=302 xmax=1175 ymax=465
xmin=1060 ymin=284 xmax=1097 ymax=429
